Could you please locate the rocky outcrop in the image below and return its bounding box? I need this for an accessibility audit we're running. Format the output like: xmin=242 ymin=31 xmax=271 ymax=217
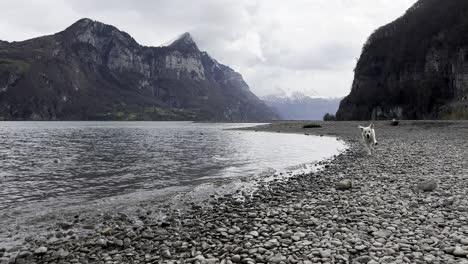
xmin=337 ymin=0 xmax=468 ymax=120
xmin=0 ymin=18 xmax=277 ymax=121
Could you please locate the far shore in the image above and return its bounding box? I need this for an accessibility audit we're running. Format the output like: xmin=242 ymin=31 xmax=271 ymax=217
xmin=5 ymin=120 xmax=468 ymax=264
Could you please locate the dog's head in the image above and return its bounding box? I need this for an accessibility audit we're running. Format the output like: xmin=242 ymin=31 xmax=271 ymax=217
xmin=359 ymin=123 xmax=374 ymax=140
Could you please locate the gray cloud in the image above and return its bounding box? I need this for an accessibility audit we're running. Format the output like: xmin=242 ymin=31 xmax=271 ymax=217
xmin=0 ymin=0 xmax=417 ymax=98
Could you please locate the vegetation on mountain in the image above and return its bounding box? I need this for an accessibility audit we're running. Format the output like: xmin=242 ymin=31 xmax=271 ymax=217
xmin=0 ymin=19 xmax=277 ymax=121
xmin=337 ymin=0 xmax=468 ymax=120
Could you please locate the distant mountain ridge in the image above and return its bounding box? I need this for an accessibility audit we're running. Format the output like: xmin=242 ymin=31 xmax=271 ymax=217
xmin=337 ymin=0 xmax=468 ymax=120
xmin=262 ymin=92 xmax=342 ymax=120
xmin=0 ymin=18 xmax=278 ymax=121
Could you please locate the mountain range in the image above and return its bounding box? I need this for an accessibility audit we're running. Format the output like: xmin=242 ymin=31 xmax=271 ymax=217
xmin=262 ymin=92 xmax=341 ymax=120
xmin=0 ymin=18 xmax=278 ymax=121
xmin=337 ymin=0 xmax=468 ymax=120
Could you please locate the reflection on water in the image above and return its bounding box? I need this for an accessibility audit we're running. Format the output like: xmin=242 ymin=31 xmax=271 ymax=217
xmin=0 ymin=121 xmax=344 ymax=227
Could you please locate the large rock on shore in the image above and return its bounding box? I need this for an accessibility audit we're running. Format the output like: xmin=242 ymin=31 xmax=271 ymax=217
xmin=417 ymin=179 xmax=438 ymax=192
xmin=336 ymin=179 xmax=353 ymax=190
xmin=33 ymin=246 xmax=47 ymax=255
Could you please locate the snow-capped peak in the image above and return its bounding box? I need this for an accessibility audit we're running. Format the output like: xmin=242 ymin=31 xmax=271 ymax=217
xmin=262 ymin=87 xmax=320 ymax=102
xmin=289 ymin=91 xmax=309 ymax=101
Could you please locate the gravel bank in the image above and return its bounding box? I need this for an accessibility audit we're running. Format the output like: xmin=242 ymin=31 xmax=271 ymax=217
xmin=4 ymin=120 xmax=468 ymax=264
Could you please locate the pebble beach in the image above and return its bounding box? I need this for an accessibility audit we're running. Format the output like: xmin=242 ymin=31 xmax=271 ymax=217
xmin=3 ymin=120 xmax=468 ymax=264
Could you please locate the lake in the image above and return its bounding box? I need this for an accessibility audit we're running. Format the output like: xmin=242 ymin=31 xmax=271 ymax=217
xmin=0 ymin=121 xmax=345 ymax=247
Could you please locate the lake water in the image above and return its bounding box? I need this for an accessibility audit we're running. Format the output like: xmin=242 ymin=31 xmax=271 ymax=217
xmin=0 ymin=121 xmax=345 ymax=247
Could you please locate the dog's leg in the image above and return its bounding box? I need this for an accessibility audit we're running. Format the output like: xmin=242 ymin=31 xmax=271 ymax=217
xmin=371 ymin=128 xmax=378 ymax=145
xmin=364 ymin=144 xmax=372 ymax=155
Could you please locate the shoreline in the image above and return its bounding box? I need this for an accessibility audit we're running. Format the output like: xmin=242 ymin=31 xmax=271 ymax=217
xmin=4 ymin=120 xmax=468 ymax=264
xmin=0 ymin=124 xmax=343 ymax=263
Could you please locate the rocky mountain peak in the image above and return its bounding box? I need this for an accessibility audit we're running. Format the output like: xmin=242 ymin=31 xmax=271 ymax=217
xmin=62 ymin=18 xmax=138 ymax=47
xmin=0 ymin=20 xmax=278 ymax=121
xmin=166 ymin=32 xmax=199 ymax=53
xmin=65 ymin=18 xmax=101 ymax=33
xmin=74 ymin=18 xmax=94 ymax=27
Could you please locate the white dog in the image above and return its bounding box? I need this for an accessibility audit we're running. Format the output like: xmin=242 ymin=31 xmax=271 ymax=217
xmin=359 ymin=123 xmax=378 ymax=155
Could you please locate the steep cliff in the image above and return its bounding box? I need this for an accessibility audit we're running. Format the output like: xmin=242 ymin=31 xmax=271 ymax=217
xmin=336 ymin=0 xmax=468 ymax=120
xmin=0 ymin=18 xmax=277 ymax=121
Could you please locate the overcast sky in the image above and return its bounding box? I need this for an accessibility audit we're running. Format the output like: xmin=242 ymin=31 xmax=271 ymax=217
xmin=1 ymin=0 xmax=417 ymax=98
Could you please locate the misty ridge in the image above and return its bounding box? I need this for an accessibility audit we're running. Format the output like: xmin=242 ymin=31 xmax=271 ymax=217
xmin=261 ymin=92 xmax=342 ymax=121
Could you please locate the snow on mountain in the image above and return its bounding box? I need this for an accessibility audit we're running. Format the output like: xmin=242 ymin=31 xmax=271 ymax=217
xmin=262 ymin=92 xmax=342 ymax=120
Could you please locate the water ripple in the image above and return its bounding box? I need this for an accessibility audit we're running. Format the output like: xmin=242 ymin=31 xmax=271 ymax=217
xmin=0 ymin=121 xmax=345 ymax=220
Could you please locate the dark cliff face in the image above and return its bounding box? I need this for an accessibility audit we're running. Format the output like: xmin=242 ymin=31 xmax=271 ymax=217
xmin=0 ymin=18 xmax=277 ymax=121
xmin=336 ymin=0 xmax=468 ymax=120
